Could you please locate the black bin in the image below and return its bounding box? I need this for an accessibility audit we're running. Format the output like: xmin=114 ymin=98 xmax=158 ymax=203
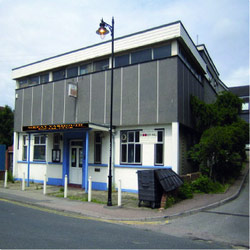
xmin=137 ymin=170 xmax=163 ymax=208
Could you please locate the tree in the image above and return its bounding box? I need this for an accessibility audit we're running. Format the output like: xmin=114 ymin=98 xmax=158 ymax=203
xmin=189 ymin=92 xmax=248 ymax=183
xmin=0 ymin=105 xmax=14 ymax=147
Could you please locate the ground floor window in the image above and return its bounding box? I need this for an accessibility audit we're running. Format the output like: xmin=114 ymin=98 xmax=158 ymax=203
xmin=22 ymin=135 xmax=27 ymax=161
xmin=33 ymin=135 xmax=46 ymax=161
xmin=94 ymin=132 xmax=102 ymax=163
xmin=155 ymin=129 xmax=164 ymax=165
xmin=120 ymin=130 xmax=141 ymax=164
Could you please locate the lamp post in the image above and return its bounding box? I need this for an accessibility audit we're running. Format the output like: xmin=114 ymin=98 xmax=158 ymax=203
xmin=96 ymin=17 xmax=114 ymax=206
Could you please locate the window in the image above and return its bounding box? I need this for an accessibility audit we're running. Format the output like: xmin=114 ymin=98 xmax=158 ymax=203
xmin=19 ymin=78 xmax=28 ymax=87
xmin=131 ymin=48 xmax=152 ymax=64
xmin=29 ymin=76 xmax=39 ymax=85
xmin=22 ymin=135 xmax=27 ymax=161
xmin=80 ymin=63 xmax=92 ymax=75
xmin=53 ymin=69 xmax=65 ymax=81
xmin=40 ymin=73 xmax=49 ymax=84
xmin=121 ymin=131 xmax=141 ymax=164
xmin=242 ymin=102 xmax=249 ymax=111
xmin=115 ymin=54 xmax=129 ymax=67
xmin=155 ymin=130 xmax=164 ymax=165
xmin=33 ymin=135 xmax=46 ymax=161
xmin=93 ymin=59 xmax=109 ymax=71
xmin=153 ymin=44 xmax=171 ymax=60
xmin=94 ymin=132 xmax=102 ymax=163
xmin=67 ymin=66 xmax=78 ymax=78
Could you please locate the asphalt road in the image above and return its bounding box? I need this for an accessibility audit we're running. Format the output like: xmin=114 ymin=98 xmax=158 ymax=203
xmin=0 ymin=199 xmax=229 ymax=249
xmin=132 ymin=174 xmax=249 ymax=249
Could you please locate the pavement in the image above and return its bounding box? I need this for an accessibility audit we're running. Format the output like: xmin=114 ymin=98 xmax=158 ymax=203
xmin=0 ymin=165 xmax=248 ymax=222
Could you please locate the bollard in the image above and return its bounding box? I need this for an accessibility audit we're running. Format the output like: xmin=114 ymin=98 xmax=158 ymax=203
xmin=43 ymin=174 xmax=47 ymax=195
xmin=88 ymin=176 xmax=92 ymax=202
xmin=118 ymin=179 xmax=122 ymax=207
xmin=4 ymin=170 xmax=8 ymax=188
xmin=22 ymin=172 xmax=25 ymax=191
xmin=64 ymin=175 xmax=68 ymax=198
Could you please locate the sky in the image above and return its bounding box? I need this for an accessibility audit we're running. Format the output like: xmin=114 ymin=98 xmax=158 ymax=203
xmin=0 ymin=0 xmax=249 ymax=109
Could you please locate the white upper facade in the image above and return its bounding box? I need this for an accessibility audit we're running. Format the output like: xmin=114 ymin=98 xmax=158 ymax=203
xmin=12 ymin=21 xmax=206 ymax=80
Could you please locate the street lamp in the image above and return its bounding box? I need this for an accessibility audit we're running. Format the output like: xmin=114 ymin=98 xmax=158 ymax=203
xmin=96 ymin=17 xmax=114 ymax=206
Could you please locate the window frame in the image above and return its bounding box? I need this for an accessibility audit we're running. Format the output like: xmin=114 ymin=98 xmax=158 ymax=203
xmin=22 ymin=135 xmax=27 ymax=161
xmin=120 ymin=130 xmax=141 ymax=165
xmin=154 ymin=129 xmax=164 ymax=166
xmin=33 ymin=135 xmax=46 ymax=162
xmin=94 ymin=132 xmax=102 ymax=164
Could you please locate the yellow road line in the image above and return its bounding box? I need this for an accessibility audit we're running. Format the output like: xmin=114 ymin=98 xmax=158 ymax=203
xmin=0 ymin=198 xmax=168 ymax=225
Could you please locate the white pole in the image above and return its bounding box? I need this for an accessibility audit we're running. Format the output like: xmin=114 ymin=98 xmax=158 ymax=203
xmin=22 ymin=172 xmax=25 ymax=191
xmin=64 ymin=175 xmax=68 ymax=198
xmin=88 ymin=176 xmax=92 ymax=202
xmin=4 ymin=170 xmax=8 ymax=188
xmin=118 ymin=179 xmax=122 ymax=207
xmin=43 ymin=174 xmax=47 ymax=195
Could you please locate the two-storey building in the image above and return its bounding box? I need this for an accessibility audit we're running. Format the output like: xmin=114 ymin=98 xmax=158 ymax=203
xmin=12 ymin=21 xmax=227 ymax=192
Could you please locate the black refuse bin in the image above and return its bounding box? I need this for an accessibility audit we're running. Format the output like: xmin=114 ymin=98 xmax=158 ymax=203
xmin=137 ymin=170 xmax=163 ymax=208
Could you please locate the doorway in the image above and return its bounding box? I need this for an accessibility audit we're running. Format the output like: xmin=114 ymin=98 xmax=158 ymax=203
xmin=69 ymin=140 xmax=83 ymax=185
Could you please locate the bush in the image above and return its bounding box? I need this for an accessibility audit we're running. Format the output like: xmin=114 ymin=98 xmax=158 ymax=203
xmin=177 ymin=182 xmax=193 ymax=199
xmin=165 ymin=196 xmax=176 ymax=208
xmin=191 ymin=175 xmax=224 ymax=193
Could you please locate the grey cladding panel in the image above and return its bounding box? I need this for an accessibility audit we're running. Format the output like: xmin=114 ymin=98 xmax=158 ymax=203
xmin=140 ymin=62 xmax=157 ymax=124
xmin=158 ymin=58 xmax=178 ymax=123
xmin=91 ymin=72 xmax=105 ymax=124
xmin=77 ymin=76 xmax=90 ymax=123
xmin=23 ymin=88 xmax=32 ymax=126
xmin=64 ymin=79 xmax=76 ymax=123
xmin=14 ymin=90 xmax=23 ymax=132
xmin=32 ymin=85 xmax=42 ymax=125
xmin=106 ymin=69 xmax=121 ymax=126
xmin=122 ymin=65 xmax=138 ymax=125
xmin=53 ymin=81 xmax=64 ymax=124
xmin=42 ymin=83 xmax=53 ymax=125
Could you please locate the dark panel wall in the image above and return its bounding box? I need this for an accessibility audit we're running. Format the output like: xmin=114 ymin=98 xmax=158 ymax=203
xmin=53 ymin=80 xmax=64 ymax=124
xmin=32 ymin=85 xmax=42 ymax=125
xmin=22 ymin=88 xmax=32 ymax=126
xmin=77 ymin=75 xmax=90 ymax=123
xmin=158 ymin=58 xmax=178 ymax=123
xmin=14 ymin=89 xmax=23 ymax=131
xmin=42 ymin=83 xmax=53 ymax=125
xmin=177 ymin=58 xmax=208 ymax=127
xmin=15 ymin=57 xmax=212 ymax=132
xmin=122 ymin=65 xmax=139 ymax=125
xmin=140 ymin=62 xmax=157 ymax=124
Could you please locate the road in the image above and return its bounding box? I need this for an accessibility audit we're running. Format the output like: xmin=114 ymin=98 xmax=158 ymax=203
xmin=0 ymin=199 xmax=229 ymax=249
xmin=132 ymin=174 xmax=249 ymax=249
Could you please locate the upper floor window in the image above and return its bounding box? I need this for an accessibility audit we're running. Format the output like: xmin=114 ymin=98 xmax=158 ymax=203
xmin=40 ymin=73 xmax=49 ymax=84
xmin=94 ymin=59 xmax=109 ymax=71
xmin=120 ymin=130 xmax=141 ymax=164
xmin=29 ymin=76 xmax=39 ymax=85
xmin=80 ymin=63 xmax=92 ymax=75
xmin=33 ymin=135 xmax=46 ymax=161
xmin=67 ymin=66 xmax=78 ymax=78
xmin=131 ymin=48 xmax=151 ymax=64
xmin=153 ymin=45 xmax=171 ymax=60
xmin=53 ymin=69 xmax=65 ymax=81
xmin=115 ymin=54 xmax=130 ymax=68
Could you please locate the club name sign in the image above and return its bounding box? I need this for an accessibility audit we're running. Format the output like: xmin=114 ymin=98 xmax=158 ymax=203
xmin=23 ymin=123 xmax=89 ymax=132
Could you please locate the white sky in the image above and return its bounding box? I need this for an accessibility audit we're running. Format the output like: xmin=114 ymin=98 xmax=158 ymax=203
xmin=0 ymin=0 xmax=249 ymax=109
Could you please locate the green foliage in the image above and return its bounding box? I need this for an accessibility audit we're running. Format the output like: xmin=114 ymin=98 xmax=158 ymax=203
xmin=191 ymin=175 xmax=224 ymax=193
xmin=189 ymin=92 xmax=248 ymax=182
xmin=7 ymin=170 xmax=15 ymax=183
xmin=177 ymin=182 xmax=193 ymax=199
xmin=165 ymin=196 xmax=176 ymax=208
xmin=0 ymin=106 xmax=14 ymax=147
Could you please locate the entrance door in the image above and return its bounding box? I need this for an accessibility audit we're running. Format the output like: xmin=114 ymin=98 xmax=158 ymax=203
xmin=69 ymin=140 xmax=83 ymax=185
